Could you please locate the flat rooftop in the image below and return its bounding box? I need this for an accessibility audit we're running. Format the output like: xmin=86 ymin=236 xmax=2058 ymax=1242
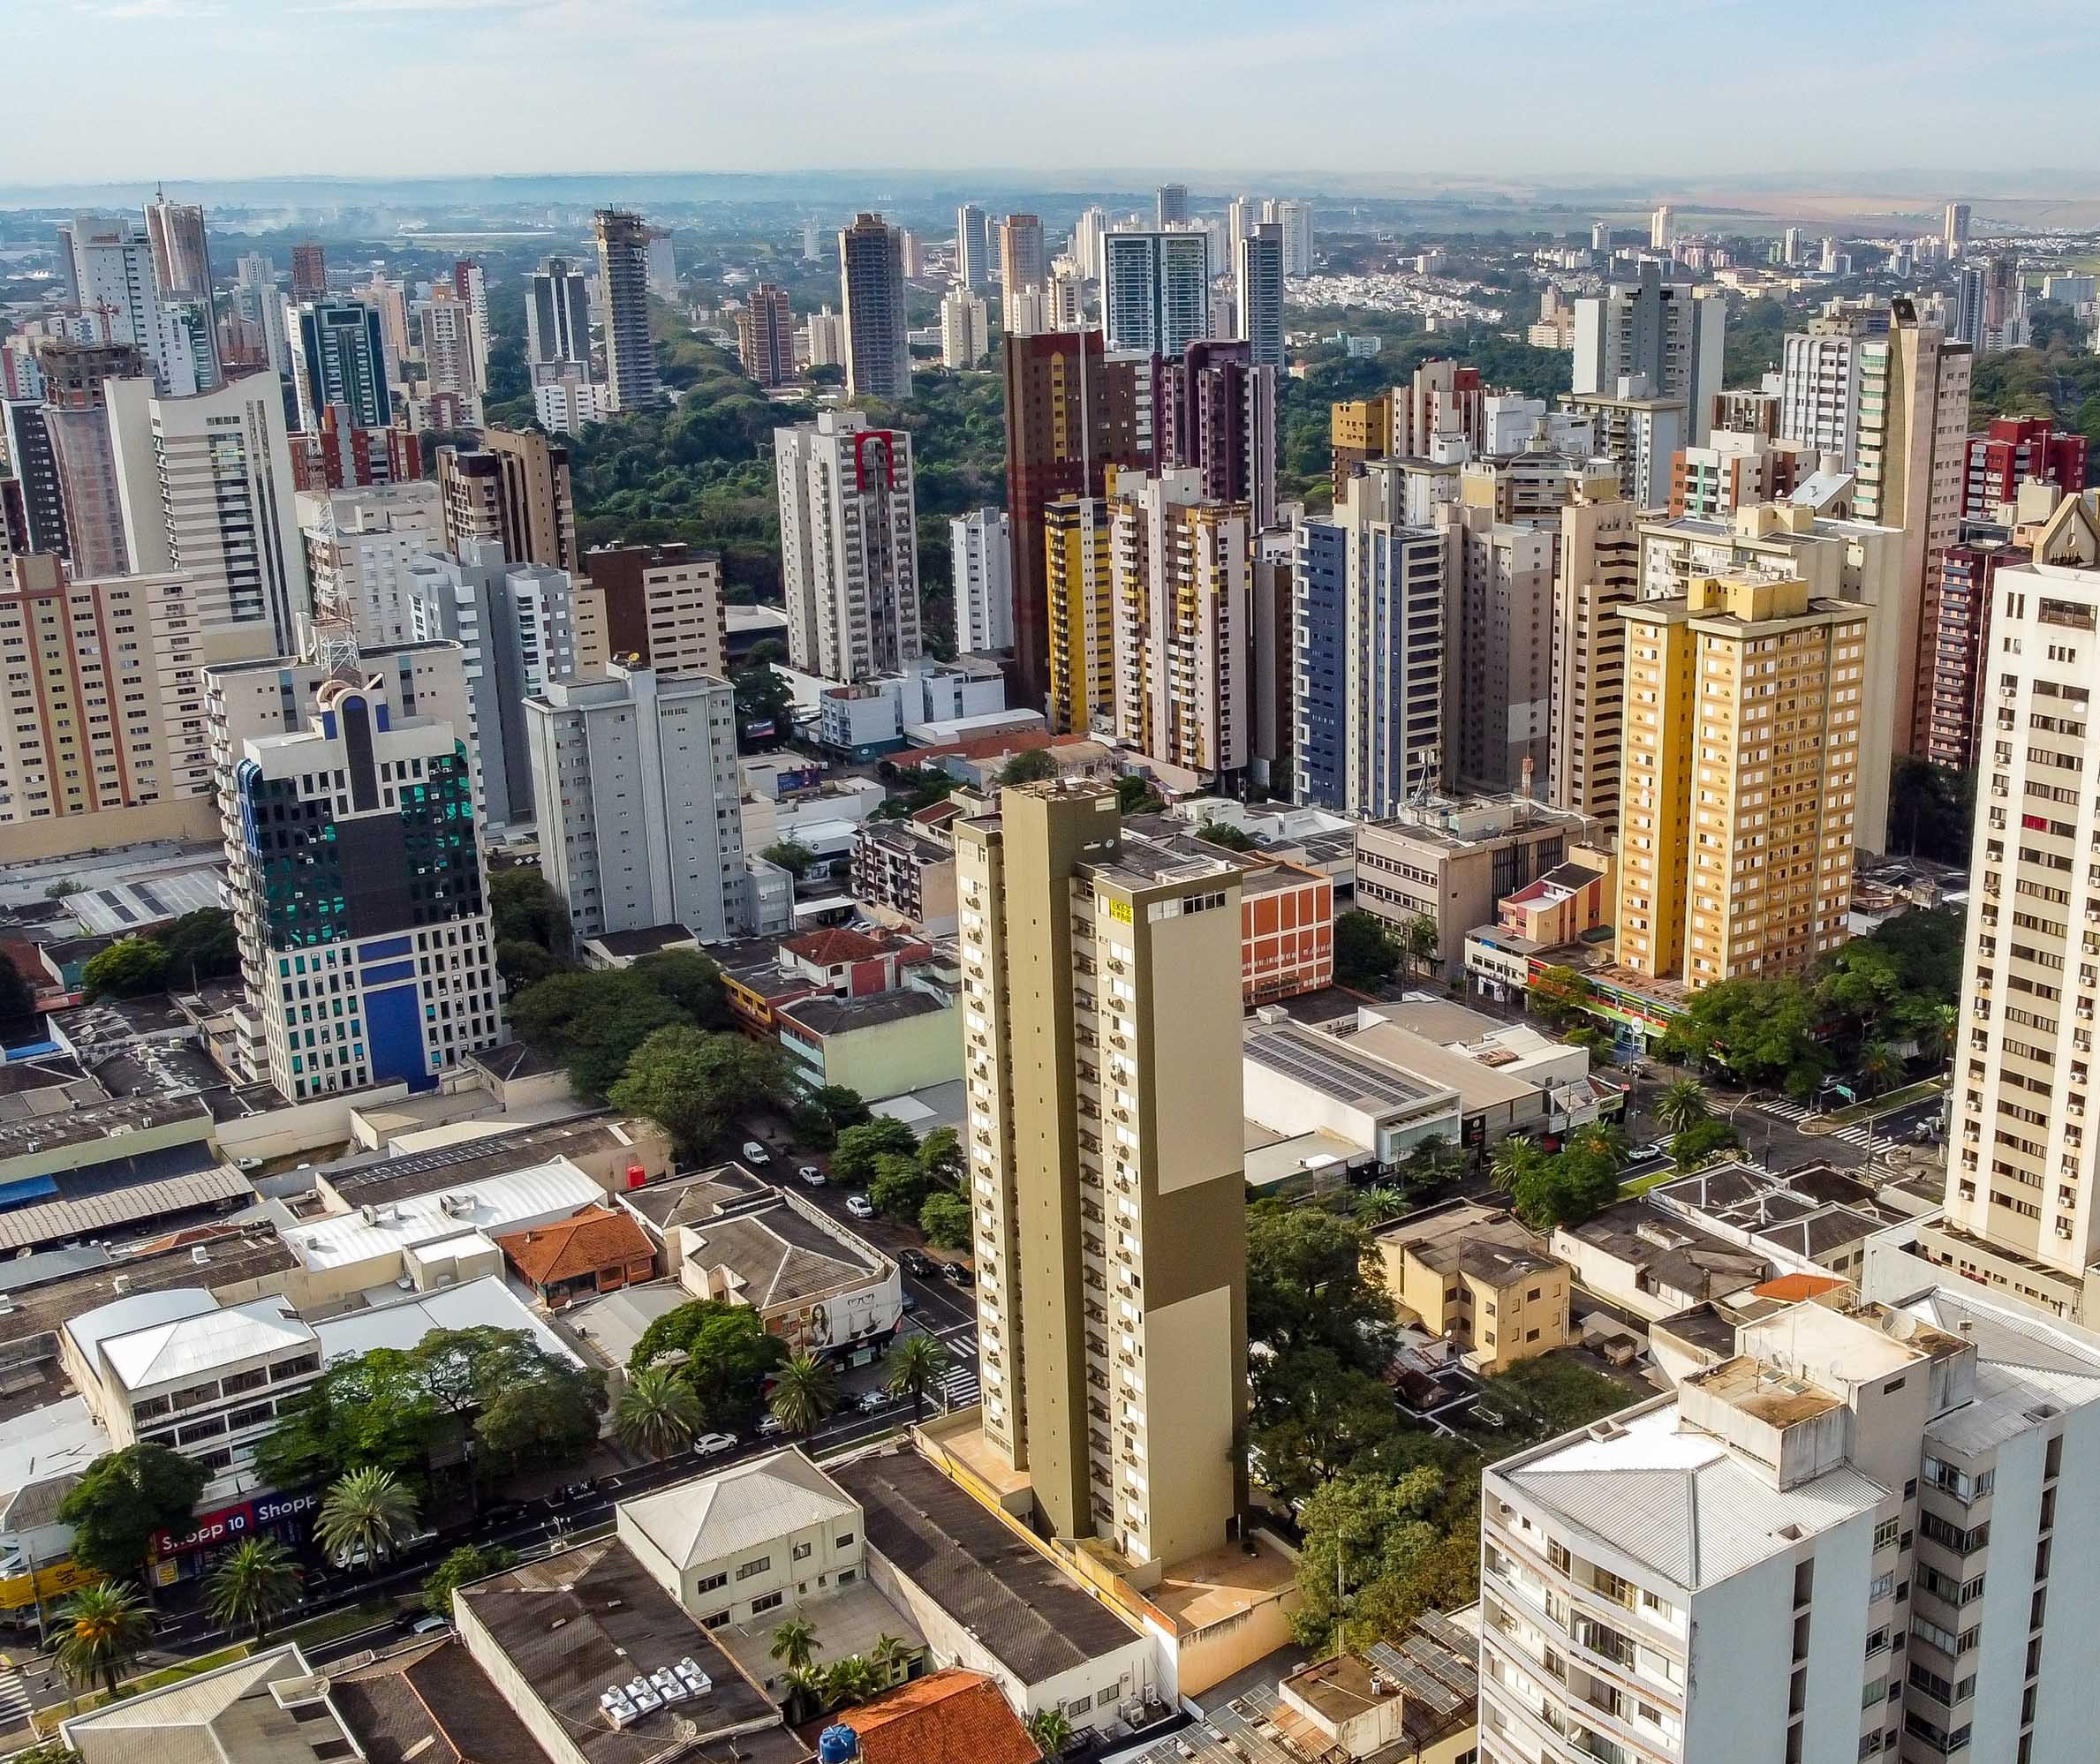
xmin=1245 ymin=1021 xmax=1447 ymax=1115
xmin=317 ymin=1113 xmax=635 ymax=1207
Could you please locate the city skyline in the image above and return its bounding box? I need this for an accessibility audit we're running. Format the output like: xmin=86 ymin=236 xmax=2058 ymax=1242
xmin=19 ymin=0 xmax=2100 ymax=185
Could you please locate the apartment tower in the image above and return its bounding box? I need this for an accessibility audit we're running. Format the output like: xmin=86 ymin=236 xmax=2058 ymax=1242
xmin=525 ymin=256 xmax=593 ymax=378
xmin=954 ymin=780 xmax=1247 ymax=1573
xmin=1548 ymin=471 xmax=1639 ymax=821
xmin=736 ymin=283 xmax=794 ymax=388
xmin=593 ymin=209 xmax=660 ymax=411
xmin=774 ymin=409 xmax=921 ymax=681
xmin=837 ymin=213 xmax=910 ymax=402
xmin=434 ymin=430 xmax=578 ymax=575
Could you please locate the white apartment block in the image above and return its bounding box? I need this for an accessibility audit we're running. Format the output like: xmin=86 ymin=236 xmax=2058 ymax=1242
xmin=1103 ymin=230 xmax=1211 ymax=360
xmin=940 ymin=286 xmax=989 ymax=369
xmin=533 ymin=373 xmax=608 ymax=433
xmin=1571 ymin=263 xmax=1726 ymax=443
xmin=1779 ymin=321 xmax=1869 ymax=470
xmin=774 ymin=409 xmax=922 ymax=683
xmin=525 ymin=662 xmax=745 ymax=944
xmin=299 ymin=480 xmax=446 ymax=647
xmin=949 ymin=507 xmax=1014 ymax=652
xmin=1480 ymin=1281 xmax=2100 ymax=1764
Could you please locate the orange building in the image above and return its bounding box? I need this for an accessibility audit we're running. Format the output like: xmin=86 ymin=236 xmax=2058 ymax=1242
xmin=1242 ymin=860 xmax=1334 ymax=1005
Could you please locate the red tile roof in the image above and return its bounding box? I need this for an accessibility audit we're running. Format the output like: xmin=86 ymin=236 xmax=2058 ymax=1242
xmin=900 ymin=729 xmax=1093 ymax=765
xmin=494 ymin=1205 xmax=655 ymax=1287
xmin=1752 ymin=1272 xmax=1849 ymax=1302
xmin=783 ymin=927 xmax=888 ymax=967
xmin=842 ymin=1670 xmax=1041 ymax=1764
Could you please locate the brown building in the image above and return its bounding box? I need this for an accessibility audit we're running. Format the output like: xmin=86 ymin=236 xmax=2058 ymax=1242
xmin=581 ymin=540 xmax=725 ymax=679
xmin=1002 ymin=331 xmax=1150 ymax=707
xmin=494 ymin=1204 xmax=656 ymax=1308
xmin=290 ymin=240 xmax=326 ymax=301
xmin=736 ymin=283 xmax=794 ymax=388
xmin=39 ymin=338 xmax=144 ymax=580
xmin=436 ymin=428 xmax=578 ymax=573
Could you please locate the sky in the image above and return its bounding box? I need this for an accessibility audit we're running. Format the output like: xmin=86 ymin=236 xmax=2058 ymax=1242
xmin=12 ymin=0 xmax=2100 ymax=190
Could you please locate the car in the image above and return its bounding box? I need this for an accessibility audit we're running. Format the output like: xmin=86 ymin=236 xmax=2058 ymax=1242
xmin=942 ymin=1260 xmax=974 ymax=1287
xmin=693 ymin=1431 xmax=739 ymax=1457
xmin=797 ymin=1164 xmax=826 ymax=1187
xmin=562 ymin=1480 xmax=596 ymax=1504
xmin=857 ymin=1390 xmax=890 ymax=1413
xmin=741 ymin=1141 xmax=773 ymax=1165
xmin=1630 ymin=1142 xmax=1662 ymax=1163
xmin=900 ymin=1290 xmax=918 ymax=1314
xmin=757 ymin=1413 xmax=787 ymax=1437
xmin=411 ymin=1615 xmax=451 ymax=1637
xmin=845 ymin=1194 xmax=876 ymax=1219
xmin=899 ymin=1248 xmax=936 ymax=1278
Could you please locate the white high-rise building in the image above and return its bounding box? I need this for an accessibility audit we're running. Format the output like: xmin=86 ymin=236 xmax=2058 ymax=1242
xmin=1103 ymin=230 xmax=1211 ymax=359
xmin=236 ymin=254 xmax=290 ymax=377
xmin=774 ymin=409 xmax=921 ymax=682
xmin=420 ymin=290 xmax=481 ymax=421
xmin=525 ymin=662 xmax=745 ymax=945
xmin=1070 ymin=205 xmax=1109 ymax=283
xmin=299 ymin=480 xmax=446 ymax=648
xmin=645 ymin=227 xmax=677 ymax=298
xmin=949 ymin=508 xmax=1013 ymax=652
xmin=108 ymin=373 xmax=311 ymax=656
xmin=59 ymin=214 xmax=167 ymax=386
xmin=1480 ymin=1278 xmax=2100 ymax=1764
xmin=1649 ymin=202 xmax=1673 ymax=249
xmin=1273 ymin=199 xmax=1313 ymax=277
xmin=1235 ymin=222 xmax=1285 ymax=369
xmin=938 ymin=286 xmax=988 ymax=369
xmin=1779 ymin=319 xmax=1869 ymax=469
xmin=1571 ymin=261 xmax=1726 ymax=441
xmin=955 ymin=203 xmax=992 ymax=292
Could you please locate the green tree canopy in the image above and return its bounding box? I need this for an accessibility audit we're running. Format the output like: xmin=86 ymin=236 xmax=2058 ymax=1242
xmin=1246 ymin=1205 xmax=1396 ymax=1373
xmin=608 ymin=1024 xmax=784 ymax=1159
xmin=57 ymin=1443 xmax=209 ymax=1579
xmin=997 ymin=747 xmax=1058 ymax=785
xmin=81 ymin=937 xmax=170 ymax=1002
xmin=1115 ymin=774 xmax=1166 ymax=815
xmin=630 ymin=949 xmax=733 ymax=1029
xmin=918 ymin=1191 xmax=971 ymax=1248
xmin=828 ymin=1115 xmax=921 ymax=1185
xmin=733 ymin=664 xmax=796 ymax=747
xmin=810 ymin=1085 xmax=872 ymax=1132
xmin=760 ymin=841 xmax=819 ymax=878
xmin=422 ymin=1542 xmax=517 ymax=1615
xmin=488 ymin=865 xmax=568 ymax=952
xmin=509 ymin=967 xmax=690 ymax=1099
xmin=1333 ymin=909 xmax=1400 ymax=991
xmin=627 ymin=1298 xmax=788 ymax=1429
xmin=155 ymin=909 xmax=238 ymax=986
xmin=1195 ymin=819 xmax=1258 ymax=852
xmin=496 ymin=939 xmax=563 ymax=991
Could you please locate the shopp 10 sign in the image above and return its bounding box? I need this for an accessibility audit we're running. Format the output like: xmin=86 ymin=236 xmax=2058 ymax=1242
xmin=151 ymin=1489 xmax=318 ymax=1559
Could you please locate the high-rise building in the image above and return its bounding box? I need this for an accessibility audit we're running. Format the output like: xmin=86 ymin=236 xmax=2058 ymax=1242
xmin=108 ymin=373 xmax=311 ymax=655
xmin=1107 ymin=467 xmax=1251 ymax=784
xmin=1394 ymin=358 xmax=1484 ymax=458
xmin=1235 ymin=222 xmax=1285 ymax=369
xmin=1293 ymin=462 xmax=1445 ymax=818
xmin=144 ymin=191 xmax=210 ymax=301
xmin=1649 ymin=202 xmax=1673 ymax=249
xmin=434 ymin=429 xmax=578 ymax=574
xmin=1070 ymin=206 xmax=1108 ymax=283
xmin=0 ymin=553 xmax=217 ymax=857
xmin=1562 ymin=387 xmax=1685 ymax=509
xmin=955 ymin=203 xmax=992 ymax=292
xmin=289 ymin=241 xmax=326 ymax=301
xmin=525 ymin=255 xmax=593 ymax=379
xmin=1329 ymin=392 xmax=1393 ymax=500
xmin=938 ymin=286 xmax=989 ymax=369
xmin=37 ymin=338 xmax=143 ymax=579
xmin=532 ymin=373 xmax=606 ymax=435
xmin=1 ymin=400 xmax=68 ymax=559
xmin=1045 ymin=493 xmax=1114 ymax=734
xmin=1272 ymin=199 xmax=1313 ymax=277
xmin=419 ymin=288 xmax=480 ymax=421
xmin=300 ymin=480 xmax=446 ymax=647
xmin=1157 ymin=337 xmax=1278 ymax=528
xmin=949 ymin=508 xmax=1013 ymax=653
xmin=953 ymin=779 xmax=1248 ymax=1572
xmin=1479 ymin=1279 xmax=2100 ymax=1764
xmin=593 ymin=209 xmax=660 ymax=411
xmin=1615 ymin=571 xmax=1863 ymax=989
xmin=1943 ymin=200 xmax=1971 ymax=256
xmin=58 ymin=214 xmax=168 ymax=387
xmin=837 ymin=213 xmax=910 ymax=403
xmin=800 ymin=305 xmax=844 ymax=369
xmin=732 ymin=283 xmax=793 ymax=388
xmin=1548 ymin=471 xmax=1639 ymax=821
xmin=288 ymin=299 xmax=390 ymax=433
xmin=897 ymin=229 xmax=923 ymax=281
xmin=1002 ymin=331 xmax=1152 ymax=708
xmin=1667 ymin=427 xmax=1808 ymax=521
xmin=998 ymin=213 xmax=1046 ymax=306
xmin=211 ymin=645 xmax=500 ymax=1101
xmin=1443 ymin=502 xmax=1556 ymax=793
xmin=235 ymin=253 xmax=290 ymax=377
xmin=1854 ymin=299 xmax=1972 ymax=752
xmin=1154 ymin=182 xmax=1189 ymax=228
xmin=1964 ymin=415 xmax=2087 ymax=519
xmin=581 ymin=539 xmax=723 ymax=681
xmin=775 ymin=409 xmax=921 ymax=681
xmin=525 ymin=662 xmax=745 ymax=945
xmin=1920 ymin=510 xmax=2035 ymax=774
xmin=352 ymin=275 xmax=411 ymax=381
xmin=801 ymin=218 xmax=822 ymax=263
xmin=1778 ymin=316 xmax=1870 ymax=469
xmin=1571 ymin=262 xmax=1726 ymax=441
xmin=288 ymin=408 xmax=422 ymax=494
xmin=452 ymin=259 xmax=491 ymax=396
xmin=1102 ymin=230 xmax=1211 ymax=359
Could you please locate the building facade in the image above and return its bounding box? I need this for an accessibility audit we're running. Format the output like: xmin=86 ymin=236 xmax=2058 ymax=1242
xmin=1570 ymin=263 xmax=1726 ymax=443
xmin=1103 ymin=230 xmax=1211 ymax=360
xmin=775 ymin=409 xmax=922 ymax=682
xmin=525 ymin=254 xmax=592 ymax=378
xmin=288 ymin=300 xmax=390 ymax=433
xmin=950 ymin=507 xmax=1014 ymax=652
xmin=1549 ymin=473 xmax=1639 ymax=822
xmin=583 ymin=539 xmax=723 ymax=680
xmin=735 ymin=283 xmax=794 ymax=388
xmin=839 ymin=213 xmax=910 ymax=402
xmin=593 ymin=208 xmax=661 ymax=411
xmin=1235 ymin=223 xmax=1285 ymax=369
xmin=434 ymin=429 xmax=578 ymax=574
xmin=1963 ymin=417 xmax=2087 ymax=521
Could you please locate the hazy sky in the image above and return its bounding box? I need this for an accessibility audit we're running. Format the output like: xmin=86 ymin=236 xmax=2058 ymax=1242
xmin=15 ymin=0 xmax=2100 ymax=188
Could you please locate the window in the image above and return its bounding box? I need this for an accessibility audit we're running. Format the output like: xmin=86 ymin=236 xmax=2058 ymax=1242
xmin=735 ymin=1556 xmax=772 ymax=1581
xmin=693 ymin=1572 xmax=728 ymax=1595
xmin=700 ymin=1610 xmax=729 ymax=1630
xmin=749 ymin=1591 xmax=783 ymax=1616
xmin=792 ymin=1542 xmax=812 ymax=1562
xmin=835 ymin=1532 xmax=854 ymax=1549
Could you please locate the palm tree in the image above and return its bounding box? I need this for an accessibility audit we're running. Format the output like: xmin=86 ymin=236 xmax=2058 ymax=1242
xmin=615 ymin=1364 xmax=701 ymax=1461
xmin=1572 ymin=1121 xmax=1630 ymax=1172
xmin=1489 ymin=1135 xmax=1541 ymax=1195
xmin=54 ymin=1581 xmax=154 ymax=1700
xmin=205 ymin=1536 xmax=303 ymax=1642
xmin=824 ymin=1654 xmax=880 ymax=1708
xmin=1655 ymin=1077 xmax=1711 ymax=1136
xmin=1026 ymin=1707 xmax=1076 ymax=1756
xmin=1859 ymin=1041 xmax=1902 ymax=1097
xmin=769 ymin=1615 xmax=818 ymax=1675
xmin=767 ymin=1350 xmax=839 ymax=1440
xmin=868 ymin=1632 xmax=913 ymax=1685
xmin=314 ymin=1466 xmax=421 ymax=1574
xmin=1915 ymin=1002 xmax=1958 ymax=1067
xmin=1353 ymin=1186 xmax=1409 ymax=1227
xmin=780 ymin=1663 xmax=827 ymax=1723
xmin=884 ymin=1334 xmax=953 ymax=1422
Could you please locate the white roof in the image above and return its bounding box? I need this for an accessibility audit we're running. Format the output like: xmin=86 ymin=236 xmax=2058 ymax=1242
xmin=313 ymin=1276 xmax=578 ymax=1368
xmin=0 ymin=1396 xmax=105 ymax=1498
xmin=1907 ymin=1288 xmax=2100 ymax=1458
xmin=620 ymin=1447 xmax=858 ymax=1572
xmin=281 ymin=1157 xmax=604 ymax=1270
xmin=63 ymin=1286 xmax=220 ymax=1372
xmin=1498 ymin=1400 xmax=1885 ymax=1593
xmin=98 ymin=1295 xmax=314 ymax=1393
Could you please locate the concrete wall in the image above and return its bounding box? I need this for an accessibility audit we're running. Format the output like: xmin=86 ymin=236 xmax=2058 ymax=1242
xmin=2 ymin=795 xmax=218 ymax=863
xmin=216 ymin=1085 xmax=412 ymax=1161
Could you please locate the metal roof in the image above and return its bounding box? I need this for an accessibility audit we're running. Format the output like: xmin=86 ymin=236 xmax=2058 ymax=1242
xmin=0 ymin=1163 xmax=255 ymax=1254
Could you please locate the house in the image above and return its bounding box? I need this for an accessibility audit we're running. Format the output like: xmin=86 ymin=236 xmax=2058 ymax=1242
xmin=832 ymin=1670 xmax=1042 ymax=1764
xmin=1551 ymin=1196 xmax=1774 ymax=1323
xmin=1372 ymin=1200 xmax=1570 ymax=1373
xmin=1273 ymin=1609 xmax=1481 ymax=1764
xmin=495 ymin=1204 xmax=659 ymax=1308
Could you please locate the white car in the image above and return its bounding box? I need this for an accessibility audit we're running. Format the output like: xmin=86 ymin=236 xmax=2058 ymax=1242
xmin=741 ymin=1141 xmax=772 ymax=1166
xmin=845 ymin=1194 xmax=876 ymax=1219
xmin=797 ymin=1165 xmax=827 ymax=1187
xmin=693 ymin=1431 xmax=738 ymax=1457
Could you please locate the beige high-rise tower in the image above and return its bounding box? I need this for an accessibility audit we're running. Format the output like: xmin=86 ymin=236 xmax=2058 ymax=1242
xmin=955 ymin=780 xmax=1247 ymax=1575
xmin=1548 ymin=468 xmax=1638 ymax=822
xmin=1617 ymin=572 xmax=1865 ymax=989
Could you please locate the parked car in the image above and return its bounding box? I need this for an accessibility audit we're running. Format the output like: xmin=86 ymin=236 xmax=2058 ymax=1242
xmin=845 ymin=1194 xmax=876 ymax=1219
xmin=411 ymin=1615 xmax=451 ymax=1637
xmin=693 ymin=1431 xmax=739 ymax=1457
xmin=857 ymin=1390 xmax=890 ymax=1413
xmin=757 ymin=1413 xmax=787 ymax=1437
xmin=899 ymin=1248 xmax=936 ymax=1278
xmin=1630 ymin=1142 xmax=1662 ymax=1163
xmin=797 ymin=1165 xmax=827 ymax=1187
xmin=742 ymin=1141 xmax=773 ymax=1165
xmin=900 ymin=1290 xmax=918 ymax=1314
xmin=561 ymin=1480 xmax=596 ymax=1504
xmin=942 ymin=1261 xmax=974 ymax=1287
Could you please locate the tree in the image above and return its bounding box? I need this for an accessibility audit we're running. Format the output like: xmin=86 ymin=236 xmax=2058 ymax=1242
xmin=422 ymin=1543 xmax=517 ymax=1615
xmin=53 ymin=1581 xmax=154 ymax=1700
xmin=1354 ymin=1186 xmax=1409 ymax=1228
xmin=1858 ymin=1040 xmax=1903 ymax=1096
xmin=810 ymin=1085 xmax=873 ymax=1133
xmin=1488 ymin=1134 xmax=1543 ymax=1196
xmin=496 ymin=939 xmax=563 ymax=991
xmin=885 ymin=1333 xmax=954 ymax=1421
xmin=916 ymin=1124 xmax=963 ymax=1184
xmin=628 ymin=1299 xmax=787 ymax=1429
xmin=1670 ymin=1118 xmax=1741 ymax=1170
xmin=1915 ymin=1002 xmax=1958 ymax=1067
xmin=1290 ymin=1467 xmax=1448 ymax=1654
xmin=57 ymin=1444 xmax=209 ymax=1579
xmin=1658 ymin=976 xmax=1825 ymax=1086
xmin=616 ymin=1363 xmax=701 ymax=1460
xmin=474 ymin=1357 xmax=608 ymax=1481
xmin=154 ymin=909 xmax=238 ymax=987
xmin=488 ymin=865 xmax=568 ymax=952
xmin=769 ymin=1614 xmax=817 ymax=1673
xmin=828 ymin=1115 xmax=921 ymax=1185
xmin=767 ymin=1350 xmax=839 ymax=1439
xmin=1333 ymin=909 xmax=1400 ymax=991
xmin=1195 ymin=819 xmax=1258 ymax=852
xmin=1115 ymin=774 xmax=1165 ymax=816
xmin=608 ymin=1024 xmax=784 ymax=1159
xmin=205 ymin=1537 xmax=303 ymax=1642
xmin=510 ymin=969 xmax=688 ymax=1099
xmin=1529 ymin=964 xmax=1595 ymax=1029
xmin=1251 ymin=1346 xmax=1402 ymax=1498
xmin=780 ymin=1663 xmax=828 ymax=1723
xmin=869 ymin=1632 xmax=914 ymax=1684
xmin=759 ymin=840 xmax=818 ymax=878
xmin=1026 ymin=1709 xmax=1076 ymax=1756
xmin=1399 ymin=1135 xmax=1462 ymax=1194
xmin=997 ymin=747 xmax=1058 ymax=785
xmin=1401 ymin=914 xmax=1439 ymax=979
xmin=1888 ymin=758 xmax=1973 ymax=864
xmin=80 ymin=937 xmax=170 ymax=1002
xmin=733 ymin=663 xmax=796 ymax=748
xmin=0 ymin=954 xmax=36 ymax=1029
xmin=824 ymin=1654 xmax=880 ymax=1707
xmin=631 ymin=948 xmax=733 ymax=1029
xmin=1655 ymin=1078 xmax=1711 ymax=1136
xmin=1246 ymin=1206 xmax=1397 ymax=1372
xmin=918 ymin=1191 xmax=971 ymax=1248
xmin=869 ymin=1152 xmax=935 ymax=1221
xmin=253 ymin=1344 xmax=444 ymax=1494
xmin=315 ymin=1467 xmax=422 ymax=1572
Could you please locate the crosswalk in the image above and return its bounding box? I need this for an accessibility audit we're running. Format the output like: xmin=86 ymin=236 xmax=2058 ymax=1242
xmin=1759 ymin=1099 xmax=1817 ymax=1124
xmin=0 ymin=1659 xmax=34 ymax=1734
xmin=938 ymin=1362 xmax=980 ymax=1412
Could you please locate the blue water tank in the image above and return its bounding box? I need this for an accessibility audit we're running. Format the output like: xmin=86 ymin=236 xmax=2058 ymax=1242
xmin=817 ymin=1725 xmax=860 ymax=1763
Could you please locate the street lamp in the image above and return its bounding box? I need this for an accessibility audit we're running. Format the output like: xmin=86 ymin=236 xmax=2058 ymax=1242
xmin=1724 ymin=1089 xmax=1776 ymax=1167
